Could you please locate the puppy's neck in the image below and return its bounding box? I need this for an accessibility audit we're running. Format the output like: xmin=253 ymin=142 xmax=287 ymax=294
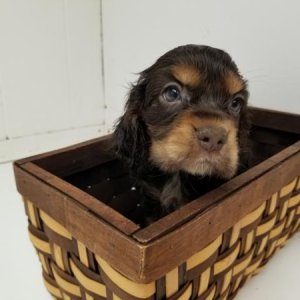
xmin=135 ymin=165 xmax=226 ymax=218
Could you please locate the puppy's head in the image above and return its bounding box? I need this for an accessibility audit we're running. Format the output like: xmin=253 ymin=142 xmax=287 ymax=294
xmin=114 ymin=45 xmax=249 ymax=178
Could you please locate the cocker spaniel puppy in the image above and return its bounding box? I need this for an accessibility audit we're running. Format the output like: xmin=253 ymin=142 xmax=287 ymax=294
xmin=114 ymin=45 xmax=250 ymax=222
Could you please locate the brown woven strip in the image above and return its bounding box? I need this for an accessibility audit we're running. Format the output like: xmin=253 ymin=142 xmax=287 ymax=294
xmin=43 ymin=222 xmax=77 ymax=255
xmin=43 ymin=270 xmax=62 ymax=299
xmin=71 ymin=253 xmax=104 ymax=284
xmin=155 ymin=277 xmax=166 ymax=300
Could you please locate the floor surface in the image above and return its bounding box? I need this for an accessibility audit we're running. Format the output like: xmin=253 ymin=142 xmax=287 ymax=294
xmin=1 ymin=162 xmax=299 ymax=300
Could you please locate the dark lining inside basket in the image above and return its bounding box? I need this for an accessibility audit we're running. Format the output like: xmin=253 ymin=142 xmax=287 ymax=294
xmin=53 ymin=125 xmax=299 ymax=226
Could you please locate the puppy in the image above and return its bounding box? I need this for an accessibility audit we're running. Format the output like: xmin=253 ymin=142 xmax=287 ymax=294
xmin=114 ymin=45 xmax=250 ymax=223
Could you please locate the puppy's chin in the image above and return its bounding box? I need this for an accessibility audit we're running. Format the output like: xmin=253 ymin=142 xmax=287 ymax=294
xmin=180 ymin=155 xmax=239 ymax=179
xmin=150 ymin=153 xmax=238 ymax=179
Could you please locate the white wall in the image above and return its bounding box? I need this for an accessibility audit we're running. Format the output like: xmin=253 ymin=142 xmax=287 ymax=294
xmin=0 ymin=0 xmax=105 ymax=162
xmin=0 ymin=0 xmax=300 ymax=162
xmin=103 ymin=0 xmax=300 ymax=129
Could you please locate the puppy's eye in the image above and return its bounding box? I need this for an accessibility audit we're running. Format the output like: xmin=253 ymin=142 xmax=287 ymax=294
xmin=228 ymin=97 xmax=243 ymax=113
xmin=163 ymin=86 xmax=181 ymax=102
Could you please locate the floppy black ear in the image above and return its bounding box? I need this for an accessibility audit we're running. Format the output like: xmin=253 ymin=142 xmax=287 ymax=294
xmin=113 ymin=80 xmax=150 ymax=173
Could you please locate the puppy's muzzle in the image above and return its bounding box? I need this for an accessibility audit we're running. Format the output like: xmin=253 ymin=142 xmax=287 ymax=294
xmin=196 ymin=126 xmax=228 ymax=152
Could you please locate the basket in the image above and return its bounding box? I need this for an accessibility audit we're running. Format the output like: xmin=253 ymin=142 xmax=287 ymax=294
xmin=14 ymin=107 xmax=300 ymax=300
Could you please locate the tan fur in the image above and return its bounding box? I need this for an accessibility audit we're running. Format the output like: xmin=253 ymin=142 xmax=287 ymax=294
xmin=225 ymin=71 xmax=244 ymax=95
xmin=150 ymin=112 xmax=239 ymax=178
xmin=172 ymin=64 xmax=201 ymax=87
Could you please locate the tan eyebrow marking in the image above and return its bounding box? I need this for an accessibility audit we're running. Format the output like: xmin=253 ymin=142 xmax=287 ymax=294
xmin=225 ymin=71 xmax=245 ymax=94
xmin=172 ymin=64 xmax=201 ymax=87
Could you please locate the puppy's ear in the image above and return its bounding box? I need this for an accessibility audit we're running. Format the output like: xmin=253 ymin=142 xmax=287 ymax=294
xmin=113 ymin=79 xmax=150 ymax=172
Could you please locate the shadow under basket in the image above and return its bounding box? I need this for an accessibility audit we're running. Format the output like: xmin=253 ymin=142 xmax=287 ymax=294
xmin=14 ymin=107 xmax=300 ymax=300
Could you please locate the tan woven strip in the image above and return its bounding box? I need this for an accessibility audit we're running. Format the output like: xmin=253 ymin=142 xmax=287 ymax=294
xmin=229 ymin=223 xmax=240 ymax=247
xmin=43 ymin=278 xmax=62 ymax=298
xmin=112 ymin=294 xmax=122 ymax=300
xmin=280 ymin=178 xmax=297 ymax=197
xmin=186 ymin=235 xmax=222 ymax=270
xmin=221 ymin=270 xmax=232 ymax=294
xmin=276 ymin=232 xmax=289 ymax=247
xmin=221 ymin=289 xmax=229 ymax=300
xmin=285 ymin=210 xmax=296 ymax=228
xmin=244 ymin=255 xmax=264 ymax=276
xmin=40 ymin=211 xmax=72 ymax=240
xmin=26 ymin=200 xmax=39 ymax=228
xmin=270 ymin=222 xmax=286 ymax=239
xmin=165 ymin=267 xmax=178 ymax=297
xmin=232 ymin=275 xmax=243 ymax=293
xmin=39 ymin=253 xmax=50 ymax=274
xmin=214 ymin=242 xmax=240 ymax=275
xmin=244 ymin=231 xmax=254 ymax=253
xmin=70 ymin=260 xmax=106 ymax=297
xmin=96 ymin=256 xmax=155 ymax=298
xmin=63 ymin=293 xmax=71 ymax=300
xmin=256 ymin=215 xmax=276 ymax=236
xmin=240 ymin=202 xmax=266 ymax=228
xmin=178 ymin=283 xmax=192 ymax=300
xmin=29 ymin=231 xmax=51 ymax=254
xmin=78 ymin=241 xmax=89 ymax=267
xmin=53 ymin=244 xmax=65 ymax=271
xmin=252 ymin=266 xmax=264 ymax=276
xmin=256 ymin=235 xmax=269 ymax=255
xmin=85 ymin=293 xmax=94 ymax=300
xmin=51 ymin=263 xmax=81 ymax=297
xmin=233 ymin=248 xmax=254 ymax=276
xmin=289 ymin=194 xmax=300 ymax=208
xmin=279 ymin=201 xmax=289 ymax=220
xmin=198 ymin=267 xmax=210 ymax=296
xmin=294 ymin=219 xmax=300 ymax=231
xmin=265 ymin=241 xmax=276 ymax=258
xmin=268 ymin=193 xmax=278 ymax=214
xmin=205 ymin=285 xmax=216 ymax=300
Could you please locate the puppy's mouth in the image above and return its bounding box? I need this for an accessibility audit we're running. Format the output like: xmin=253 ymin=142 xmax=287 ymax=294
xmin=180 ymin=151 xmax=238 ymax=179
xmin=149 ymin=112 xmax=239 ymax=179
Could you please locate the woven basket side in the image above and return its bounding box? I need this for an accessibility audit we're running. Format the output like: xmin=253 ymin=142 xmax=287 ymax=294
xmin=23 ymin=176 xmax=300 ymax=300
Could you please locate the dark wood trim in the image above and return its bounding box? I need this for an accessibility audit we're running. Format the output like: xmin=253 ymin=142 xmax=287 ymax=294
xmin=15 ymin=135 xmax=115 ymax=178
xmin=250 ymin=107 xmax=300 ymax=134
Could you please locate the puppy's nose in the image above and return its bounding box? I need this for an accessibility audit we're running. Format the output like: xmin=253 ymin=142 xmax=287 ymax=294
xmin=197 ymin=126 xmax=228 ymax=152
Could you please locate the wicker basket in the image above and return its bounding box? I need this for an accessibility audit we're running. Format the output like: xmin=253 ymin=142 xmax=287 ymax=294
xmin=14 ymin=108 xmax=300 ymax=300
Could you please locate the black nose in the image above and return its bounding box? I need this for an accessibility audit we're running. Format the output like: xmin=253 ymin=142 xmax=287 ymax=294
xmin=197 ymin=126 xmax=228 ymax=152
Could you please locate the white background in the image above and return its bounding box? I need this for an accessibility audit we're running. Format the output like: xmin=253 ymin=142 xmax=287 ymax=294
xmin=0 ymin=0 xmax=299 ymax=162
xmin=0 ymin=1 xmax=300 ymax=299
xmin=0 ymin=0 xmax=105 ymax=162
